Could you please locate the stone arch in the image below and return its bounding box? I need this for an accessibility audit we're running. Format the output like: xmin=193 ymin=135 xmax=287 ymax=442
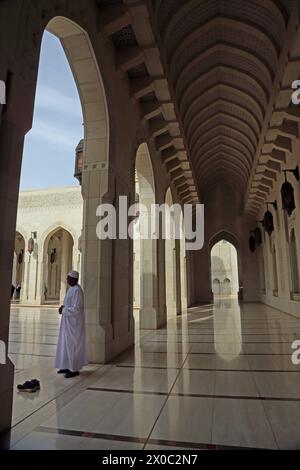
xmin=40 ymin=222 xmax=77 ymax=251
xmin=209 ymin=229 xmax=241 ymax=286
xmin=209 ymin=229 xmax=240 ymax=251
xmin=165 ymin=187 xmax=178 ymax=317
xmin=46 ymin=17 xmax=110 ymax=179
xmin=135 ymin=143 xmax=156 ymax=205
xmin=15 ymin=226 xmax=29 ymax=243
xmin=131 ymin=132 xmax=159 ymax=199
xmin=134 ymin=142 xmax=158 ymax=329
xmin=41 ymin=226 xmax=74 ymax=304
xmin=41 ymin=18 xmax=111 ymax=329
xmin=210 ymin=234 xmax=240 ymax=298
xmin=13 ymin=15 xmax=111 ymax=313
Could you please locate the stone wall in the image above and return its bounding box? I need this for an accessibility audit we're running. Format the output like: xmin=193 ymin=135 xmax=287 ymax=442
xmin=15 ymin=186 xmax=83 ymax=305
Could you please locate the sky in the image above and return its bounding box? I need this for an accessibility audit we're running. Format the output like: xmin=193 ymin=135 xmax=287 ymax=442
xmin=20 ymin=31 xmax=83 ymax=190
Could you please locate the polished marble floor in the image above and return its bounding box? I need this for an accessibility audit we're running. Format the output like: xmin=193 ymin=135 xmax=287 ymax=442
xmin=5 ymin=300 xmax=300 ymax=449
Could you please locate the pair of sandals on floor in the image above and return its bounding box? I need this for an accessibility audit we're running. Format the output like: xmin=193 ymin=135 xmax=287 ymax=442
xmin=17 ymin=379 xmax=40 ymax=393
xmin=17 ymin=370 xmax=79 ymax=392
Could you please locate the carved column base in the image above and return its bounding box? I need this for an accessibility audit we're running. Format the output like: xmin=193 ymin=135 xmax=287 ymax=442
xmin=86 ymin=315 xmax=134 ymax=363
xmin=139 ymin=307 xmax=161 ymax=329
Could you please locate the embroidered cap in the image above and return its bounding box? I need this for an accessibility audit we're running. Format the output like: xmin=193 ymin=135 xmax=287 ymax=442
xmin=67 ymin=270 xmax=79 ymax=279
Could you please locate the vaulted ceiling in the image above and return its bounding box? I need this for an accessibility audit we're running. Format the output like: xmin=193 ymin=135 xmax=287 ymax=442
xmin=151 ymin=0 xmax=294 ymax=199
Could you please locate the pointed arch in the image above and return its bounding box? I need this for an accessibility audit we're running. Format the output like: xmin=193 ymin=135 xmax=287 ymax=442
xmin=134 ymin=143 xmax=158 ymax=328
xmin=42 ymin=226 xmax=74 ymax=304
xmin=165 ymin=187 xmax=178 ymax=317
xmin=46 ymin=16 xmax=110 ymax=176
xmin=210 ymin=236 xmax=239 ymax=298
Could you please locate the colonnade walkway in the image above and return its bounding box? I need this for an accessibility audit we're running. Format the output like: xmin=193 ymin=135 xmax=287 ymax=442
xmin=4 ymin=300 xmax=300 ymax=449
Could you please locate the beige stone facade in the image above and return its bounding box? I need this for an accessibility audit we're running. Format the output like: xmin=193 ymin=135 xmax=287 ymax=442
xmin=12 ymin=187 xmax=83 ymax=305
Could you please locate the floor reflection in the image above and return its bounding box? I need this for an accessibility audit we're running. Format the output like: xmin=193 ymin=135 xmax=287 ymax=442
xmin=7 ymin=301 xmax=300 ymax=450
xmin=213 ymin=297 xmax=242 ymax=358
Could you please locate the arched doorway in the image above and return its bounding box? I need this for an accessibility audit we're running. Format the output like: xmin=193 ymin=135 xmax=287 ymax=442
xmin=42 ymin=228 xmax=74 ymax=304
xmin=133 ymin=143 xmax=158 ymax=329
xmin=43 ymin=18 xmax=112 ymax=363
xmin=210 ymin=238 xmax=239 ymax=298
xmin=165 ymin=188 xmax=177 ymax=317
xmin=14 ymin=14 xmax=109 ymax=329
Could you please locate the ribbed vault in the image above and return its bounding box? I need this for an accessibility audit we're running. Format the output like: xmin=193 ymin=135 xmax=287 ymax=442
xmin=153 ymin=0 xmax=293 ymax=197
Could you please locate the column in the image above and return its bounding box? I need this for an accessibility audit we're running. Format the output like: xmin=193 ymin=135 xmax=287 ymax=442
xmin=21 ymin=250 xmax=30 ymax=303
xmin=12 ymin=252 xmax=17 ymax=288
xmin=82 ymin=172 xmax=134 ymax=363
xmin=139 ymin=237 xmax=159 ymax=329
xmin=0 ymin=119 xmax=26 ymax=434
xmin=21 ymin=246 xmax=40 ymax=305
xmin=175 ymin=237 xmax=182 ymax=314
xmin=139 ymin=195 xmax=159 ymax=329
xmin=59 ymin=230 xmax=69 ymax=303
xmin=179 ymin=236 xmax=188 ymax=313
xmin=27 ymin=252 xmax=39 ymax=304
xmin=157 ymin=229 xmax=167 ymax=327
xmin=165 ymin=230 xmax=177 ymax=317
xmin=0 ymin=0 xmax=39 ymax=433
xmin=72 ymin=245 xmax=81 ymax=279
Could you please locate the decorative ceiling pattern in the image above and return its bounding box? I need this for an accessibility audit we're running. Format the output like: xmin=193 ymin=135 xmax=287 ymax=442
xmin=97 ymin=0 xmax=200 ymax=204
xmin=152 ymin=0 xmax=293 ymax=198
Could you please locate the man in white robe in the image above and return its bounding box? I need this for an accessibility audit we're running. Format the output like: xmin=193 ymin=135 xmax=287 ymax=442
xmin=55 ymin=271 xmax=88 ymax=378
